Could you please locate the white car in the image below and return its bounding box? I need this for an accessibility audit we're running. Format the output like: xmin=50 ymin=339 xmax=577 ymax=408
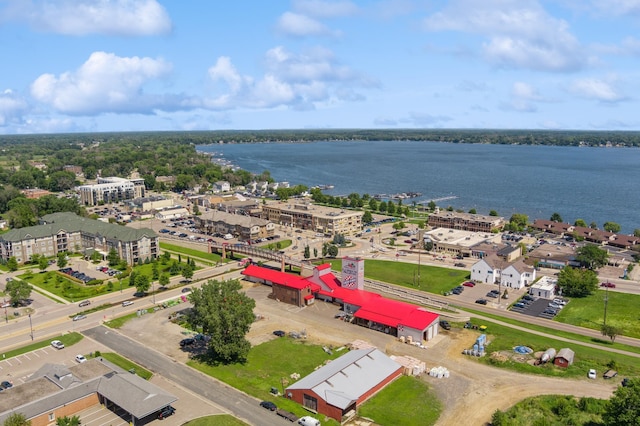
xmin=588 ymin=369 xmax=597 ymax=379
xmin=50 ymin=340 xmax=65 ymax=349
xmin=75 ymin=354 xmax=87 ymax=363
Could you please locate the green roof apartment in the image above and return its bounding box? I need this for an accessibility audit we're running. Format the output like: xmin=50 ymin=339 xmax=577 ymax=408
xmin=0 ymin=212 xmax=158 ymax=265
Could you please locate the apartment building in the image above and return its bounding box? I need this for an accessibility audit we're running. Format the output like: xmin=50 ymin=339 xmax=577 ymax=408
xmin=260 ymin=201 xmax=364 ymax=236
xmin=77 ymin=177 xmax=146 ymax=206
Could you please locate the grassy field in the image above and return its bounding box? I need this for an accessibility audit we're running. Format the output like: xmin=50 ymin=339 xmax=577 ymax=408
xmin=93 ymin=352 xmax=153 ymax=380
xmin=492 ymin=394 xmax=606 ymax=425
xmin=464 ymin=318 xmax=640 ymax=378
xmin=322 ymin=258 xmax=468 ymax=294
xmin=2 ymin=332 xmax=83 ymax=359
xmin=555 ymin=290 xmax=640 ymax=339
xmin=21 ymin=271 xmax=111 ymax=301
xmin=188 ymin=338 xmax=342 ymax=425
xmin=160 ymin=242 xmax=226 ymax=264
xmin=358 ymin=375 xmax=442 ymax=426
xmin=182 ymin=415 xmax=249 ymax=426
xmin=104 ymin=308 xmax=157 ymax=329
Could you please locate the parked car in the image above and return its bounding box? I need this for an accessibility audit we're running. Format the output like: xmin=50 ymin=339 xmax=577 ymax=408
xmin=260 ymin=400 xmax=277 ymax=411
xmin=180 ymin=338 xmax=195 ymax=347
xmin=298 ymin=416 xmax=321 ymax=426
xmin=78 ymin=300 xmax=91 ymax=307
xmin=454 ymin=262 xmax=466 ymax=267
xmin=600 ymin=282 xmax=616 ymax=288
xmin=486 ymin=292 xmax=498 ymax=298
xmin=273 ymin=330 xmax=286 ymax=337
xmin=181 ymin=287 xmax=192 ymax=293
xmin=157 ymin=406 xmax=176 ymax=420
xmin=72 ymin=314 xmax=87 ymax=321
xmin=0 ymin=381 xmax=12 ymax=389
xmin=51 ymin=340 xmax=65 ymax=349
xmin=513 ymin=302 xmax=526 ymax=309
xmin=462 ymin=281 xmax=475 ymax=287
xmin=122 ymin=301 xmax=134 ymax=307
xmin=475 ymin=298 xmax=488 ymax=305
xmin=439 ymin=320 xmax=451 ymax=330
xmin=588 ymin=369 xmax=597 ymax=379
xmin=75 ymin=354 xmax=87 ymax=363
xmin=548 ymin=303 xmax=563 ymax=310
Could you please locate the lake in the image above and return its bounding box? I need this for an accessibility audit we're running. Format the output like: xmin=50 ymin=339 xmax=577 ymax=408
xmin=197 ymin=141 xmax=640 ymax=234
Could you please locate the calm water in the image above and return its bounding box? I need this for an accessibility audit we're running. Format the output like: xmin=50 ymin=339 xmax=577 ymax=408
xmin=197 ymin=141 xmax=640 ymax=234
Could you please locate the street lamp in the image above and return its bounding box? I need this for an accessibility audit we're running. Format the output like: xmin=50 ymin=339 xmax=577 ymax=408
xmin=28 ymin=313 xmax=33 ymax=341
xmin=117 ymin=272 xmax=123 ymax=293
xmin=603 ymin=283 xmax=609 ymax=326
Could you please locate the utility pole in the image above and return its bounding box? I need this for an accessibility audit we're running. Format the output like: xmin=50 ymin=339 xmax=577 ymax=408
xmin=29 ymin=313 xmax=34 ymax=341
xmin=603 ymin=283 xmax=609 ymax=326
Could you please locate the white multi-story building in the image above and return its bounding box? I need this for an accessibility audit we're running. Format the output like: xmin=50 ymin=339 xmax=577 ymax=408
xmin=77 ymin=177 xmax=145 ymax=206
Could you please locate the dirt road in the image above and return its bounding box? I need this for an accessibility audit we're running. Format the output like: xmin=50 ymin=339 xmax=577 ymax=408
xmin=117 ymin=281 xmax=617 ymax=426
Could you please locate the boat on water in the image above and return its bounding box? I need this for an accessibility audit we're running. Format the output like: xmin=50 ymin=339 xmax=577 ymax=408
xmin=373 ymin=192 xmax=422 ymax=200
xmin=312 ymin=184 xmax=335 ymax=190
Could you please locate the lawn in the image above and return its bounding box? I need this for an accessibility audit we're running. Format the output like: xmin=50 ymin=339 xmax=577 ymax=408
xmin=554 ymin=290 xmax=640 ymax=339
xmin=21 ymin=270 xmax=112 ymax=301
xmin=322 ymin=258 xmax=468 ymax=294
xmin=2 ymin=332 xmax=83 ymax=359
xmin=182 ymin=415 xmax=249 ymax=426
xmin=187 ymin=338 xmax=343 ymax=424
xmin=358 ymin=375 xmax=441 ymax=426
xmin=104 ymin=307 xmax=157 ymax=329
xmin=465 ymin=318 xmax=640 ymax=378
xmin=92 ymin=352 xmax=153 ymax=380
xmin=160 ymin=242 xmax=226 ymax=264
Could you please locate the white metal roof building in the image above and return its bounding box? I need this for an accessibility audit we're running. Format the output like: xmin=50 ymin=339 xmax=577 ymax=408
xmin=285 ymin=348 xmax=403 ymax=422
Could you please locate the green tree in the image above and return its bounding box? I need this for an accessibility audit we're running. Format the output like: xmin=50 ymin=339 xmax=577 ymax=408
xmin=304 ymin=245 xmax=310 ymax=259
xmin=603 ymin=378 xmax=640 ymax=426
xmin=7 ymin=256 xmax=18 ymax=272
xmin=506 ymin=213 xmax=529 ymax=231
xmin=90 ymin=250 xmax=101 ymax=263
xmin=362 ymin=210 xmax=373 ymax=224
xmin=181 ymin=263 xmax=194 ymax=281
xmin=428 ymin=200 xmax=437 ymax=211
xmin=550 ymin=212 xmax=563 ymax=222
xmin=6 ymin=280 xmax=32 ymax=305
xmin=634 ymin=229 xmax=640 ymax=238
xmin=590 ymin=221 xmax=598 ymax=229
xmin=56 ymin=415 xmax=81 ymax=426
xmin=313 ymin=247 xmax=318 ymax=258
xmin=424 ymin=241 xmax=434 ymax=251
xmin=106 ymin=248 xmax=120 ymax=267
xmin=603 ymin=221 xmax=621 ymax=233
xmin=169 ymin=260 xmax=180 ymax=275
xmin=128 ymin=270 xmax=137 ymax=287
xmin=378 ymin=201 xmax=387 ymax=213
xmin=574 ymin=218 xmax=587 ymax=227
xmin=135 ymin=274 xmax=150 ymax=294
xmin=489 ymin=209 xmax=498 ymax=216
xmin=368 ymin=198 xmax=378 ymax=211
xmin=187 ymin=279 xmax=256 ymax=364
xmin=152 ymin=261 xmax=160 ymax=281
xmin=468 ymin=208 xmax=477 ymax=214
xmin=576 ymin=244 xmax=609 ymax=269
xmin=159 ymin=273 xmax=170 ymax=287
xmin=601 ymin=324 xmax=622 ymax=343
xmin=327 ymin=244 xmax=339 ymax=257
xmin=3 ymin=413 xmax=31 ymax=426
xmin=387 ymin=201 xmax=396 ymax=215
xmin=38 ymin=256 xmax=49 ymax=272
xmin=557 ymin=267 xmax=598 ymax=297
xmin=57 ymin=252 xmax=68 ymax=269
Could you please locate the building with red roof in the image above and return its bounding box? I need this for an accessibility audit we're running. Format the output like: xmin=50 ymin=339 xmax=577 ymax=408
xmin=241 ymin=261 xmax=440 ymax=343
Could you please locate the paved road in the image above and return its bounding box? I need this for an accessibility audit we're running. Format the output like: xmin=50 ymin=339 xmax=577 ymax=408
xmin=82 ymin=325 xmax=289 ymax=426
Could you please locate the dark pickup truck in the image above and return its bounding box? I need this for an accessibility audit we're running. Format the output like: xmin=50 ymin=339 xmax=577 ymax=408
xmin=276 ymin=409 xmax=298 ymax=422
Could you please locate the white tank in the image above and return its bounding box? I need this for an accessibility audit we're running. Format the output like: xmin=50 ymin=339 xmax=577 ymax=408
xmin=541 ymin=348 xmax=556 ymax=363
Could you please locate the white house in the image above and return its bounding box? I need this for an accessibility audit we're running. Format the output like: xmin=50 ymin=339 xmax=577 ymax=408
xmin=470 ymin=255 xmax=504 ymax=284
xmin=213 ymin=181 xmax=231 ymax=193
xmin=500 ymin=260 xmax=536 ymax=289
xmin=529 ymin=276 xmax=557 ymax=299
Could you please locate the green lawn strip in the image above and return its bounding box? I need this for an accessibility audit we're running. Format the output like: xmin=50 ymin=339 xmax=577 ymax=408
xmin=93 ymin=352 xmax=153 ymax=380
xmin=104 ymin=308 xmax=156 ymax=329
xmin=20 ymin=270 xmax=112 ymax=302
xmin=258 ymin=239 xmax=292 ymax=250
xmin=494 ymin=394 xmax=607 ymax=425
xmin=182 ymin=415 xmax=249 ymax=426
xmin=187 ymin=338 xmax=341 ymax=425
xmin=358 ymin=375 xmax=442 ymax=426
xmin=462 ymin=308 xmax=640 ymax=356
xmin=160 ymin=242 xmax=225 ymax=263
xmin=322 ymin=258 xmax=468 ymax=294
xmin=554 ymin=290 xmax=640 ymax=339
xmin=463 ymin=318 xmax=640 ymax=378
xmin=1 ymin=332 xmax=83 ymax=359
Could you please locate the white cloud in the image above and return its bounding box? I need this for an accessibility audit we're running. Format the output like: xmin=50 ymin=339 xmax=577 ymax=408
xmin=0 ymin=89 xmax=29 ymax=126
xmin=275 ymin=12 xmax=339 ymax=37
xmin=30 ymin=51 xmax=174 ymax=115
xmin=569 ymin=77 xmax=626 ymax=102
xmin=586 ymin=0 xmax=640 ymax=16
xmin=205 ymin=46 xmax=372 ymax=110
xmin=292 ymin=0 xmax=358 ymax=18
xmin=423 ymin=0 xmax=586 ymax=72
xmin=1 ymin=0 xmax=172 ymax=36
xmin=403 ymin=112 xmax=452 ymax=127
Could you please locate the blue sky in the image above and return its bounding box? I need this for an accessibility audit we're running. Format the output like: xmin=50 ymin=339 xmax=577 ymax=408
xmin=2 ymin=0 xmax=640 ymax=134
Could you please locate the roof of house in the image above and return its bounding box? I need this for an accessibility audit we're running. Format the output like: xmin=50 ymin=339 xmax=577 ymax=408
xmin=502 ymin=259 xmax=535 ymax=274
xmin=555 ymin=348 xmax=575 ymax=363
xmin=0 ymin=212 xmax=156 ymax=242
xmin=286 ymin=348 xmax=401 ymax=410
xmin=242 ymin=265 xmax=321 ymax=291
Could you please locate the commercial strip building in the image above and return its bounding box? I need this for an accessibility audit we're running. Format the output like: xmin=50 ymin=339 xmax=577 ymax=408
xmin=0 ymin=212 xmax=158 ymax=265
xmin=531 ymin=219 xmax=640 ymax=249
xmin=195 ymin=210 xmax=275 ymax=241
xmin=285 ymin=348 xmax=403 ymax=422
xmin=260 ymin=201 xmax=364 ymax=236
xmin=77 ymin=177 xmax=146 ymax=206
xmin=0 ymin=359 xmax=176 ymax=426
xmin=427 ymin=211 xmax=505 ymax=233
xmin=242 ymin=259 xmax=440 ymax=344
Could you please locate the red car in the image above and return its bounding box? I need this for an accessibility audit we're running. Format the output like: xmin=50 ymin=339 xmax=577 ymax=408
xmin=600 ymin=282 xmax=616 ymax=288
xmin=462 ymin=281 xmax=475 ymax=287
